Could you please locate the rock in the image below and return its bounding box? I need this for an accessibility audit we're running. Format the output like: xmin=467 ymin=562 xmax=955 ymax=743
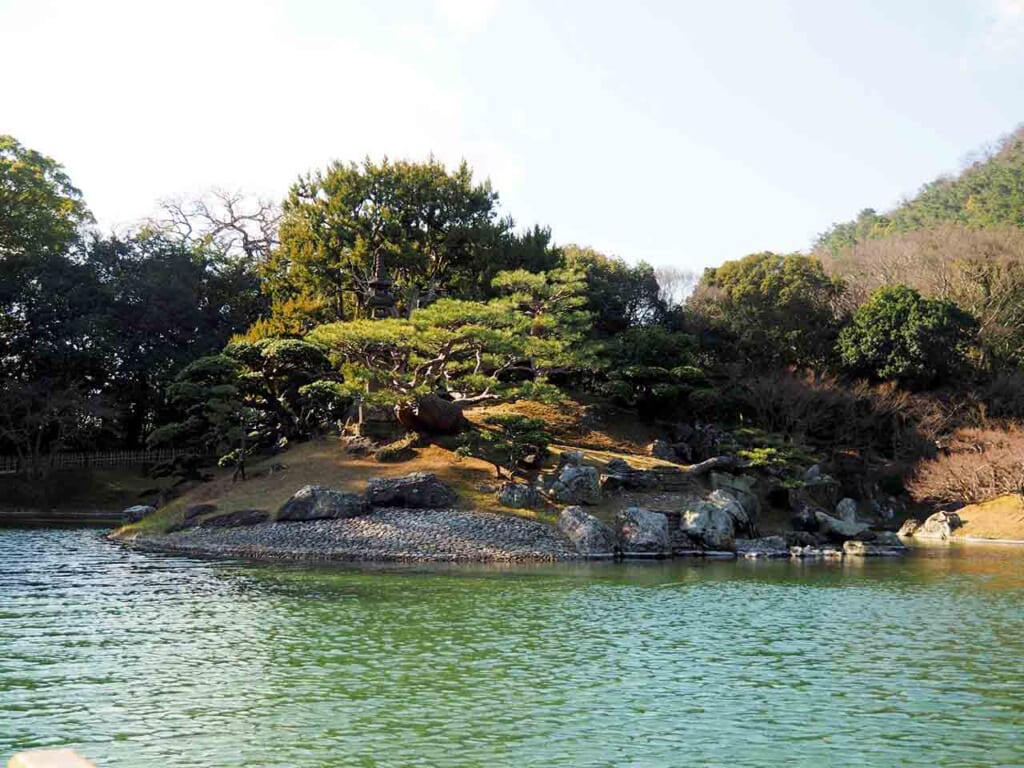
xmin=647 ymin=439 xmax=678 ymax=462
xmin=735 ymin=536 xmax=790 ymax=558
xmin=897 ymin=518 xmax=921 ymax=537
xmin=559 ymin=450 xmax=586 ymax=468
xmin=836 ymin=497 xmax=859 ymax=524
xmin=559 ymin=506 xmax=616 ymax=557
xmin=795 ymin=477 xmax=841 ymax=512
xmin=497 ymin=482 xmax=542 ymax=509
xmin=616 ymin=507 xmax=670 ymax=554
xmin=804 ymin=464 xmax=822 ymax=482
xmin=911 ymin=510 xmax=963 ymax=540
xmin=278 ymin=485 xmax=368 ymax=521
xmin=786 ymin=531 xmax=826 ymax=547
xmin=550 ymin=465 xmax=602 ymax=505
xmin=121 ymin=504 xmax=156 ymax=524
xmin=165 ymin=502 xmax=218 ymax=532
xmin=790 ymin=545 xmax=843 ymax=558
xmin=707 ymin=489 xmax=751 ymax=533
xmin=198 ymin=509 xmax=270 ymax=528
xmin=185 ymin=502 xmax=217 ymax=519
xmin=600 ymin=461 xmax=659 ymax=492
xmin=872 ymin=531 xmax=905 ymax=547
xmin=395 ymin=394 xmax=468 ymax=435
xmin=680 ymin=498 xmax=736 ymax=550
xmin=343 ymin=436 xmax=377 ymax=455
xmin=843 ymin=540 xmax=908 ymax=557
xmin=814 ymin=510 xmax=870 ymax=543
xmin=671 ymin=441 xmax=693 ymax=463
xmin=604 ymin=457 xmax=632 ymax=473
xmin=790 ymin=508 xmax=820 ymax=533
xmin=710 ymin=473 xmax=759 ymax=526
xmin=365 ymin=473 xmax=458 ymax=508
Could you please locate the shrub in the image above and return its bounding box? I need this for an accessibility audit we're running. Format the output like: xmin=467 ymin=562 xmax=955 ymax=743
xmin=373 ymin=433 xmax=418 ymax=462
xmin=687 ymin=252 xmax=844 ymax=367
xmin=838 ymin=285 xmax=977 ymax=386
xmin=480 ymin=414 xmax=552 ymax=478
xmin=730 ymin=369 xmax=948 ymax=461
xmin=908 ymin=427 xmax=1024 ymax=504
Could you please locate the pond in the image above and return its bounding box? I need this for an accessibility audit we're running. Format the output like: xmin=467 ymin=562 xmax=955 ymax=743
xmin=1 ymin=527 xmax=1022 ymax=767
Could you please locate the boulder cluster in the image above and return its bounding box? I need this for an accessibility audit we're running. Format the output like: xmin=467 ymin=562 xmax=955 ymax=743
xmin=552 ymin=455 xmax=909 ymax=560
xmin=127 ymin=472 xmax=459 ymax=531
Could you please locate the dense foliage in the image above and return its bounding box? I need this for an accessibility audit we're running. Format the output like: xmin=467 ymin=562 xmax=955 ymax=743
xmin=5 ymin=126 xmax=1024 ymax=482
xmin=688 ymin=252 xmax=844 ymax=366
xmin=838 ymin=286 xmax=977 ymax=385
xmin=816 ymin=126 xmax=1024 ymax=253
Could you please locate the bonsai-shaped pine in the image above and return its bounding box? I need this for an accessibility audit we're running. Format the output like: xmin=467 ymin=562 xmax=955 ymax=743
xmin=479 ymin=414 xmax=552 ymax=479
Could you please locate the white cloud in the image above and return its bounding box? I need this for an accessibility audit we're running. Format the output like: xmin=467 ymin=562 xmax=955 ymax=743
xmin=434 ymin=0 xmax=499 ymax=37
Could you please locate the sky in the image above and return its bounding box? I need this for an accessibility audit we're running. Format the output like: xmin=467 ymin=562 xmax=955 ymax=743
xmin=2 ymin=0 xmax=1023 ymax=270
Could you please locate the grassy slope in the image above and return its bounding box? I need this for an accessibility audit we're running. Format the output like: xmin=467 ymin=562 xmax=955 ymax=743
xmin=123 ymin=398 xmax=693 ymax=535
xmin=0 ymin=468 xmax=175 ymax=522
xmin=954 ymin=495 xmax=1024 ymax=541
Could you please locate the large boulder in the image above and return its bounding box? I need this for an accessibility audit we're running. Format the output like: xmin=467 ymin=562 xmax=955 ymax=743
xmin=911 ymin=510 xmax=963 ymax=540
xmin=559 ymin=506 xmax=616 ymax=557
xmin=395 ymin=394 xmax=468 ymax=435
xmin=790 ymin=508 xmax=820 ymax=533
xmin=121 ymin=505 xmax=156 ymax=524
xmin=601 ymin=458 xmax=659 ymax=492
xmin=365 ymin=472 xmax=457 ymax=508
xmin=497 ymin=482 xmax=542 ymax=509
xmin=559 ymin=450 xmax=586 ymax=468
xmin=707 ymin=488 xmax=752 ymax=536
xmin=647 ymin=439 xmax=679 ymax=462
xmin=710 ymin=472 xmax=760 ymax=522
xmin=794 ymin=476 xmax=841 ymax=512
xmin=616 ymin=507 xmax=670 ymax=554
xmin=814 ymin=510 xmax=870 ymax=543
xmin=198 ymin=509 xmax=270 ymax=528
xmin=278 ymin=485 xmax=368 ymax=521
xmin=550 ymin=465 xmax=602 ymax=505
xmin=167 ymin=502 xmax=218 ymax=531
xmin=835 ymin=497 xmax=859 ymax=524
xmin=897 ymin=518 xmax=921 ymax=537
xmin=680 ymin=498 xmax=736 ymax=550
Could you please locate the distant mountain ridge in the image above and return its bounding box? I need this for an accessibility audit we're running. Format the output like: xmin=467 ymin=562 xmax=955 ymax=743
xmin=816 ymin=125 xmax=1024 ymax=254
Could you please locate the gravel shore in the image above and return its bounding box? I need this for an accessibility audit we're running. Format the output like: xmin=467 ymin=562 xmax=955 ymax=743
xmin=123 ymin=507 xmax=580 ymax=563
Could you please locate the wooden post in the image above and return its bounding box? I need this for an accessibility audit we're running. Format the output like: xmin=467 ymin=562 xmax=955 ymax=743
xmin=8 ymin=750 xmax=96 ymax=768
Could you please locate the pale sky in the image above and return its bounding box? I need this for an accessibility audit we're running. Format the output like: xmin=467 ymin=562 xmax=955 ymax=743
xmin=2 ymin=0 xmax=1023 ymax=270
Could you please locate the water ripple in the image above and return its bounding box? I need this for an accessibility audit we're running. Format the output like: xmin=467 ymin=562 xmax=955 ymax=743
xmin=1 ymin=528 xmax=1022 ymax=766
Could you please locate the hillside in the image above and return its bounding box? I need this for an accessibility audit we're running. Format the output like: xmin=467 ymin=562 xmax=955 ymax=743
xmin=816 ymin=125 xmax=1024 ymax=253
xmin=122 ymin=398 xmax=694 ymax=535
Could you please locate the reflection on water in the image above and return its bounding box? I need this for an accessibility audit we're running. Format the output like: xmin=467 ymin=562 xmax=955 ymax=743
xmin=1 ymin=528 xmax=1022 ymax=767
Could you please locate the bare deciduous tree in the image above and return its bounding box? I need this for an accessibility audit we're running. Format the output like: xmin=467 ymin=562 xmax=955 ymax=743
xmin=653 ymin=265 xmax=699 ymax=308
xmin=149 ymin=188 xmax=282 ymax=262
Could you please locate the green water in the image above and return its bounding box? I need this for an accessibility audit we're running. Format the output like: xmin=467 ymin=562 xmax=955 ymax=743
xmin=1 ymin=528 xmax=1022 ymax=767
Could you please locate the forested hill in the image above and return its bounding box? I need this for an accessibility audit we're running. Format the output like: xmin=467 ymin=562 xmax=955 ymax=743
xmin=816 ymin=125 xmax=1024 ymax=254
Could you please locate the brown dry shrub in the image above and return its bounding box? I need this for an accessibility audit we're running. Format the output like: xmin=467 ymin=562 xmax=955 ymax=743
xmin=736 ymin=369 xmax=953 ymax=459
xmin=908 ymin=426 xmax=1024 ymax=504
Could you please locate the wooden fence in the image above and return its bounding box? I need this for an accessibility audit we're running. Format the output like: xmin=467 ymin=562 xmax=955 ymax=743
xmin=0 ymin=449 xmax=206 ymax=474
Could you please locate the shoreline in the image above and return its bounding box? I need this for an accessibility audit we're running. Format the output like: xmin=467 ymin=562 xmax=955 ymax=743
xmin=115 ymin=507 xmax=582 ymax=564
xmin=0 ymin=508 xmax=121 ymax=526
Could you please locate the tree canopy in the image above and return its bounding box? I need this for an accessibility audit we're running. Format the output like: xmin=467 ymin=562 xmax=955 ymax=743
xmin=688 ymin=252 xmax=844 ymax=366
